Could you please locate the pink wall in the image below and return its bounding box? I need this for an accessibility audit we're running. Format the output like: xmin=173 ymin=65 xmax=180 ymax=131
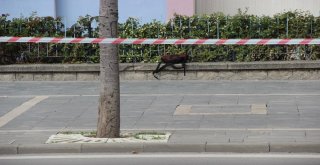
xmin=167 ymin=0 xmax=195 ymax=21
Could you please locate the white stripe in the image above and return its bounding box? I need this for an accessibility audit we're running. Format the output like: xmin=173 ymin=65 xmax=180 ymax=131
xmin=224 ymin=39 xmax=239 ymax=45
xmin=59 ymin=38 xmax=73 ymax=43
xmin=17 ymin=37 xmax=34 ymax=43
xmin=202 ymin=39 xmax=218 ymax=44
xmin=1 ymin=128 xmax=320 ymax=133
xmin=308 ymin=39 xmax=320 ymax=44
xmin=287 ymin=39 xmax=303 ymax=45
xmin=267 ymin=39 xmax=282 ymax=45
xmin=0 ymin=93 xmax=320 ymax=98
xmin=0 ymin=96 xmax=48 ymax=127
xmin=123 ymin=93 xmax=320 ymax=96
xmin=141 ymin=39 xmax=155 ymax=44
xmin=163 ymin=39 xmax=179 ymax=44
xmin=0 ymin=95 xmax=88 ymax=98
xmin=99 ymin=38 xmax=117 ymax=44
xmin=0 ymin=153 xmax=319 ymax=160
xmin=121 ymin=39 xmax=136 ymax=44
xmin=246 ymin=39 xmax=261 ymax=45
xmin=182 ymin=39 xmax=199 ymax=44
xmin=78 ymin=38 xmax=93 ymax=43
xmin=38 ymin=38 xmax=55 ymax=43
xmin=0 ymin=37 xmax=11 ymax=42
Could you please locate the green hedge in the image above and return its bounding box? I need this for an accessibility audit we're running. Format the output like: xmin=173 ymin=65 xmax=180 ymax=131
xmin=1 ymin=10 xmax=320 ymax=64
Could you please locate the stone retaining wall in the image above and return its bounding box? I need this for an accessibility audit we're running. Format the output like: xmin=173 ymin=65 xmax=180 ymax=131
xmin=0 ymin=61 xmax=320 ymax=81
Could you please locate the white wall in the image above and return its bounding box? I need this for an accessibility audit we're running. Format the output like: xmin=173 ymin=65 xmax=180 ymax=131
xmin=196 ymin=0 xmax=320 ymax=16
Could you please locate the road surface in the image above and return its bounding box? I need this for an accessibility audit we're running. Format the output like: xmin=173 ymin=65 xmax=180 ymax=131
xmin=1 ymin=153 xmax=320 ymax=165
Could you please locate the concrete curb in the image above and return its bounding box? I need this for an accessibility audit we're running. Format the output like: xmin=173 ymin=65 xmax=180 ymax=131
xmin=0 ymin=61 xmax=320 ymax=73
xmin=0 ymin=144 xmax=18 ymax=155
xmin=270 ymin=143 xmax=320 ymax=153
xmin=1 ymin=143 xmax=320 ymax=155
xmin=143 ymin=143 xmax=205 ymax=152
xmin=1 ymin=61 xmax=320 ymax=81
xmin=205 ymin=143 xmax=270 ymax=153
xmin=81 ymin=143 xmax=144 ymax=153
xmin=17 ymin=144 xmax=81 ymax=154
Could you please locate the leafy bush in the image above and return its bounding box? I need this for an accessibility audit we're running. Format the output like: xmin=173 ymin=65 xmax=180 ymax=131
xmin=0 ymin=10 xmax=320 ymax=64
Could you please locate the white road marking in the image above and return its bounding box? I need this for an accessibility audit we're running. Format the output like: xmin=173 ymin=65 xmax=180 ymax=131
xmin=174 ymin=105 xmax=192 ymax=115
xmin=251 ymin=104 xmax=267 ymax=115
xmin=1 ymin=128 xmax=320 ymax=133
xmin=0 ymin=153 xmax=320 ymax=160
xmin=126 ymin=128 xmax=320 ymax=131
xmin=0 ymin=93 xmax=320 ymax=98
xmin=122 ymin=93 xmax=320 ymax=96
xmin=174 ymin=104 xmax=267 ymax=115
xmin=0 ymin=95 xmax=88 ymax=98
xmin=0 ymin=96 xmax=49 ymax=127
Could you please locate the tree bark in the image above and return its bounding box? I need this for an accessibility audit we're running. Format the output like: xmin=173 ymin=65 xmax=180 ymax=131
xmin=97 ymin=0 xmax=120 ymax=138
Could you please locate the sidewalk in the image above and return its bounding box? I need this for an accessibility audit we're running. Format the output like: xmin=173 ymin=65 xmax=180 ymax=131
xmin=0 ymin=80 xmax=320 ymax=154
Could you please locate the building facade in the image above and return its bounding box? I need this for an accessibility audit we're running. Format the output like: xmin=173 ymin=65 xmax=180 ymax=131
xmin=167 ymin=0 xmax=195 ymax=21
xmin=195 ymin=0 xmax=320 ymax=16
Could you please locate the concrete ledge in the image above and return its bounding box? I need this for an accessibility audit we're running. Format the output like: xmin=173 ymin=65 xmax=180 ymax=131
xmin=1 ymin=61 xmax=320 ymax=73
xmin=227 ymin=61 xmax=320 ymax=70
xmin=0 ymin=64 xmax=100 ymax=73
xmin=0 ymin=61 xmax=319 ymax=81
xmin=270 ymin=143 xmax=320 ymax=153
xmin=17 ymin=144 xmax=81 ymax=154
xmin=206 ymin=143 xmax=270 ymax=153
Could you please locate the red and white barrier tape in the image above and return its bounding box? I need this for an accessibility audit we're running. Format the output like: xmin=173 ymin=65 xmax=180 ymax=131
xmin=0 ymin=37 xmax=320 ymax=45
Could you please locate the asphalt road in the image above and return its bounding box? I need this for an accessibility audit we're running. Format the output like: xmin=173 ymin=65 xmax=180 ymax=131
xmin=1 ymin=153 xmax=320 ymax=165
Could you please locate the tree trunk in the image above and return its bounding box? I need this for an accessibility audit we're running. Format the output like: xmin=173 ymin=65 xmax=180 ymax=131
xmin=97 ymin=0 xmax=120 ymax=138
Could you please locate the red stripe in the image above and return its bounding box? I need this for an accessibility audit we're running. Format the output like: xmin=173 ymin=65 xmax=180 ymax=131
xmin=195 ymin=39 xmax=208 ymax=45
xmin=91 ymin=38 xmax=105 ymax=44
xmin=29 ymin=37 xmax=41 ymax=43
xmin=8 ymin=37 xmax=21 ymax=42
xmin=70 ymin=38 xmax=84 ymax=43
xmin=175 ymin=39 xmax=187 ymax=44
xmin=278 ymin=39 xmax=290 ymax=45
xmin=216 ymin=39 xmax=227 ymax=45
xmin=133 ymin=38 xmax=146 ymax=44
xmin=51 ymin=37 xmax=63 ymax=43
xmin=257 ymin=39 xmax=270 ymax=45
xmin=153 ymin=39 xmax=165 ymax=44
xmin=299 ymin=39 xmax=312 ymax=45
xmin=236 ymin=39 xmax=249 ymax=45
xmin=112 ymin=38 xmax=126 ymax=44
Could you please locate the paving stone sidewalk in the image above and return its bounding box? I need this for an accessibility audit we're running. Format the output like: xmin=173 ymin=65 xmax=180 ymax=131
xmin=0 ymin=80 xmax=320 ymax=153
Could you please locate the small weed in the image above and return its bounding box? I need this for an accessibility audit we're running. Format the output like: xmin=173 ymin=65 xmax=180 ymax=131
xmin=58 ymin=131 xmax=97 ymax=137
xmin=134 ymin=132 xmax=166 ymax=140
xmin=152 ymin=135 xmax=163 ymax=140
xmin=57 ymin=131 xmax=167 ymax=140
